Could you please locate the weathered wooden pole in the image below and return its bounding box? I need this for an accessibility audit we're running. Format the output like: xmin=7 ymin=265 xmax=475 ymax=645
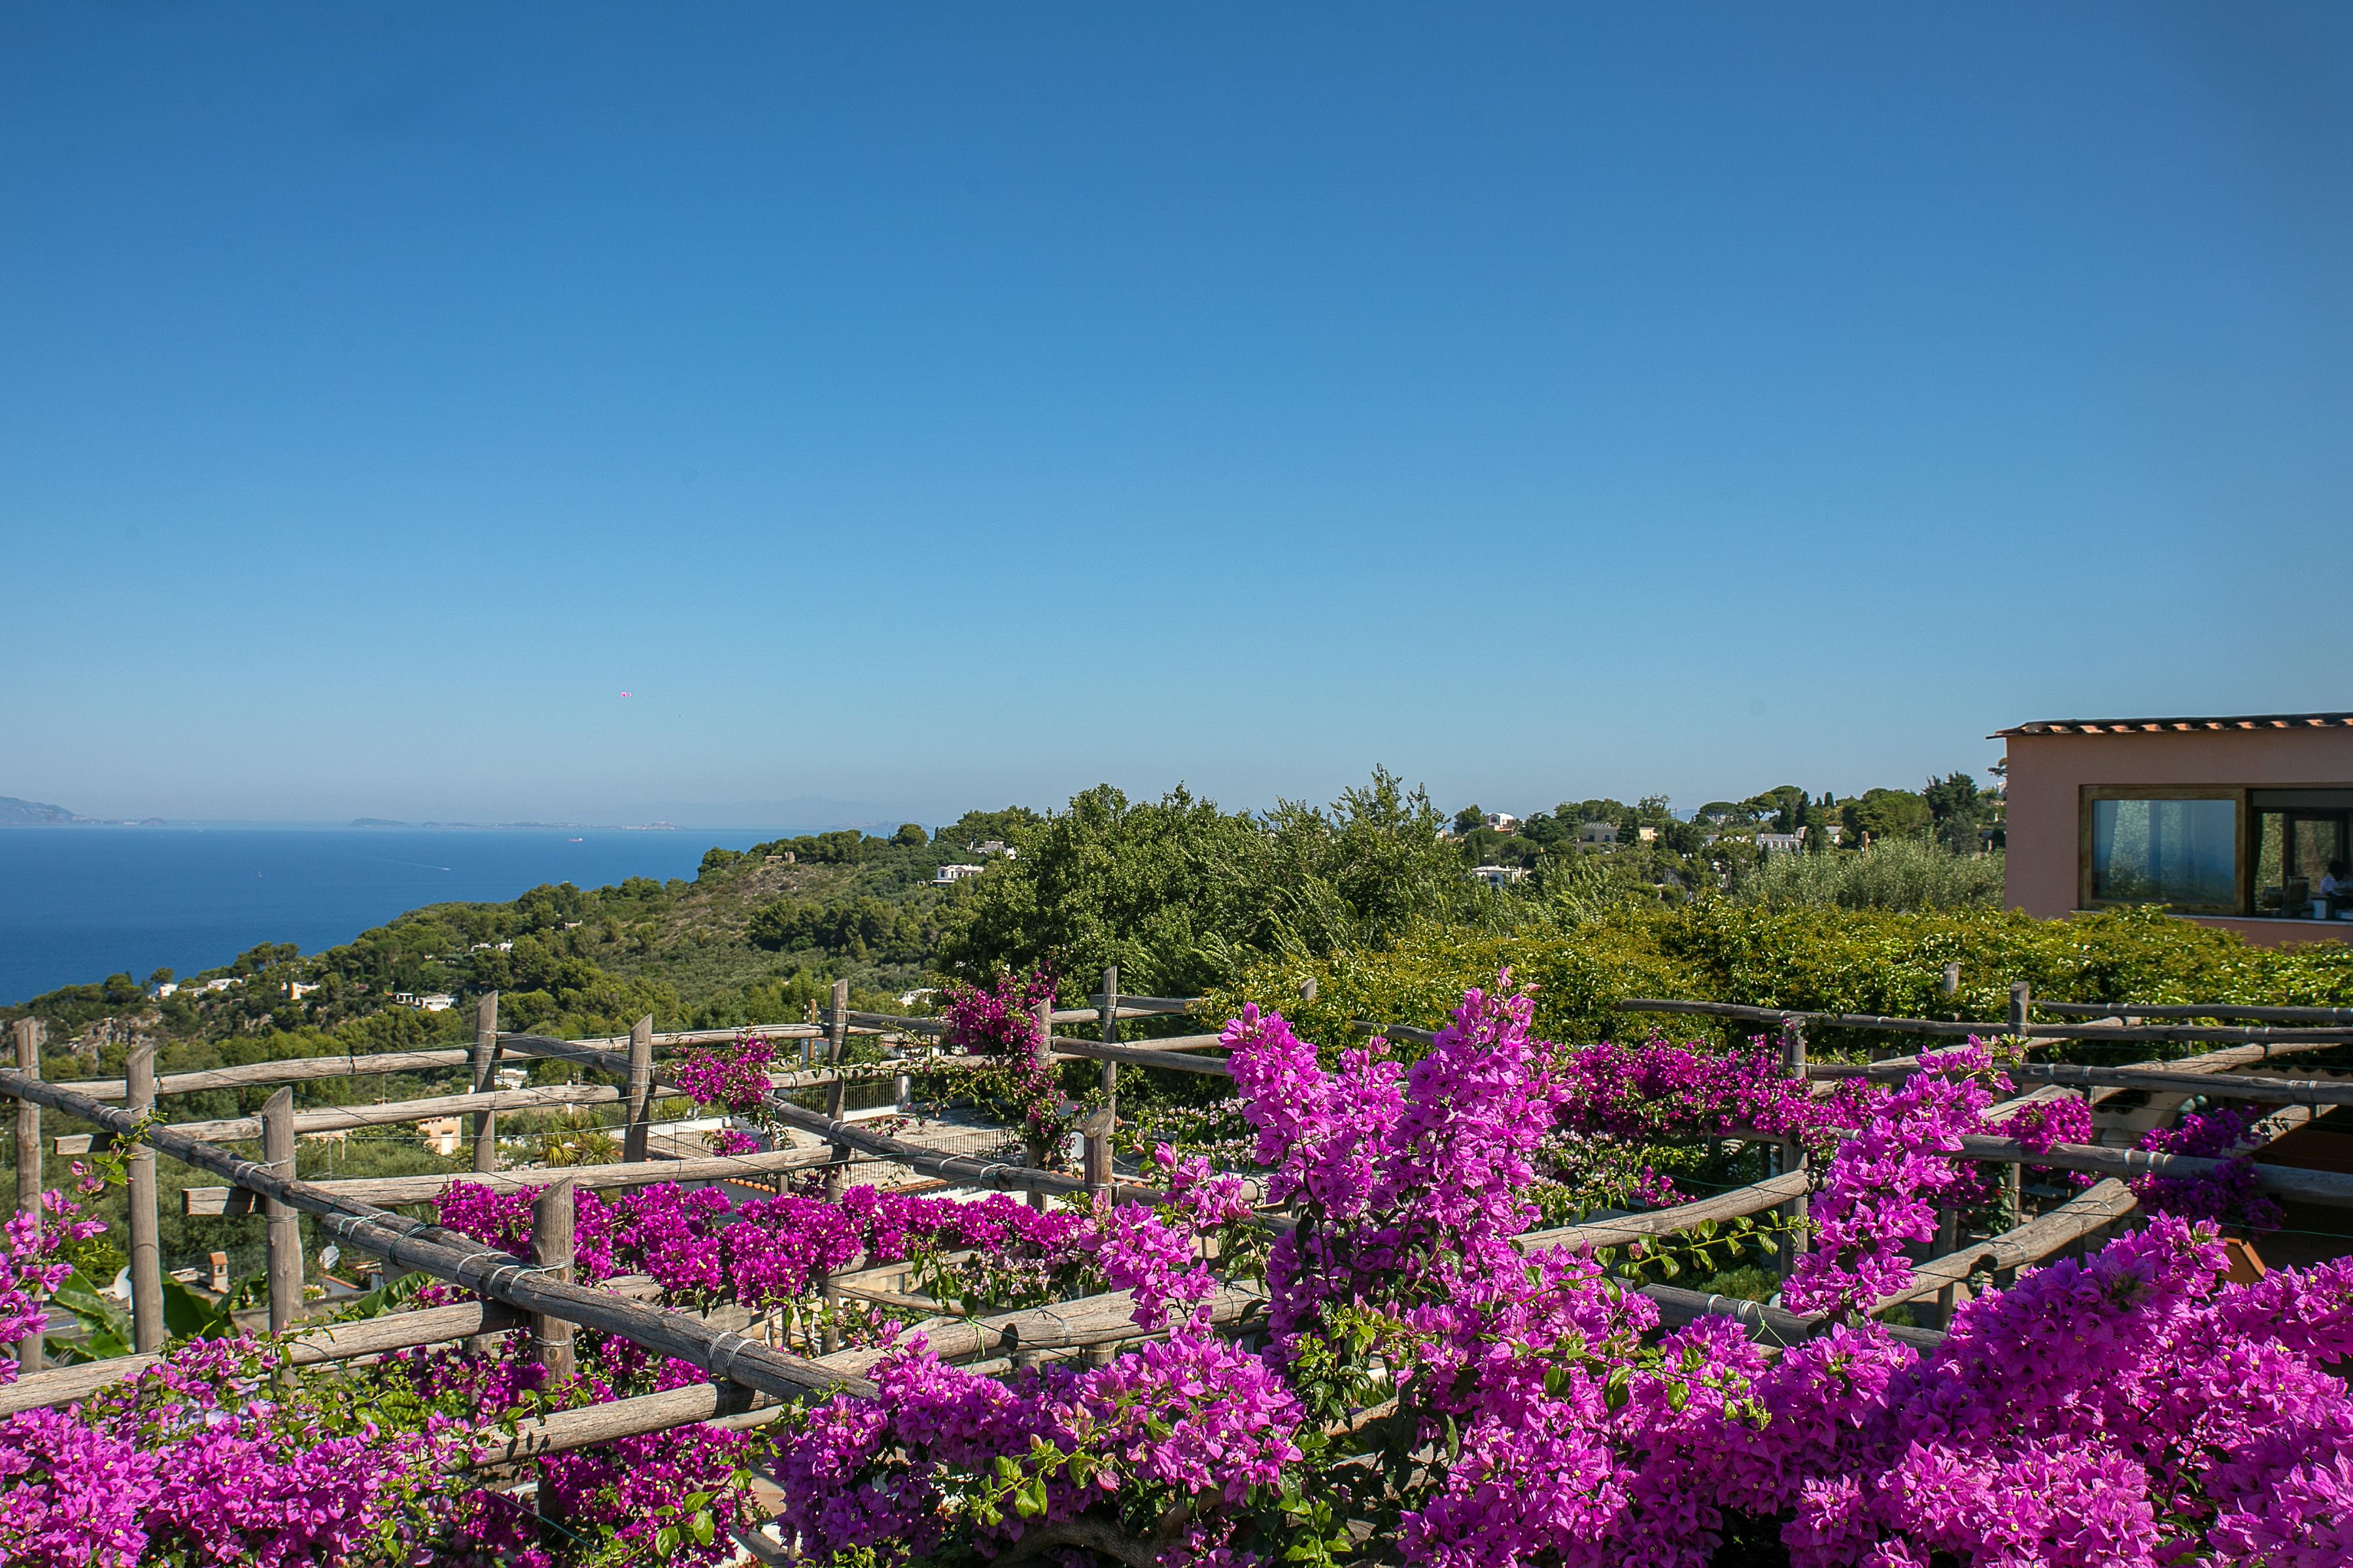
xmin=262 ymin=1087 xmax=304 ymax=1333
xmin=529 ymin=1178 xmax=577 ymax=1385
xmin=1029 ymin=995 xmax=1056 ymax=1212
xmin=471 ymin=991 xmax=500 ymax=1174
xmin=1777 ymin=1018 xmax=1809 ymax=1280
xmin=823 ymin=981 xmax=850 ymax=1199
xmin=1086 ymin=966 xmax=1120 ymax=1193
xmin=2004 ymin=982 xmax=2031 ymax=1227
xmin=126 ymin=1040 xmax=163 ymax=1354
xmin=13 ymin=1017 xmax=43 ymax=1372
xmin=1932 ymin=1206 xmax=1961 ymax=1327
xmin=821 ymin=980 xmax=851 ymax=1352
xmin=621 ymin=1014 xmax=654 ymax=1163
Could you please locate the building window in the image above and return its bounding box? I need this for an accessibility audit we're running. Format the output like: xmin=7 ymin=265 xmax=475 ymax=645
xmin=2087 ymin=796 xmax=2238 ymax=911
xmin=2251 ymin=790 xmax=2353 ymax=918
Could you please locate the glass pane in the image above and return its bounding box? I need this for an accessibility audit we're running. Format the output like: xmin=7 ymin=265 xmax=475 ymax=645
xmin=2090 ymin=798 xmax=2237 ymax=908
xmin=2254 ymin=811 xmax=2286 ymax=912
xmin=2288 ymin=816 xmax=2346 ymax=882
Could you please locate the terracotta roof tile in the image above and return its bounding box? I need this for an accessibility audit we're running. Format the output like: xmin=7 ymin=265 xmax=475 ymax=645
xmin=1993 ymin=712 xmax=2353 ymax=738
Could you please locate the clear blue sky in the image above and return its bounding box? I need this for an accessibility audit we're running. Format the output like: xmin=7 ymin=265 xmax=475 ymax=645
xmin=5 ymin=5 xmax=2347 ymax=828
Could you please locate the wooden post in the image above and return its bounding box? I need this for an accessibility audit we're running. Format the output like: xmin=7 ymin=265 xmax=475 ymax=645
xmin=262 ymin=1087 xmax=303 ymax=1333
xmin=529 ymin=1178 xmax=577 ymax=1385
xmin=621 ymin=1015 xmax=653 ymax=1163
xmin=126 ymin=1040 xmax=164 ymax=1355
xmin=823 ymin=981 xmax=850 ymax=1197
xmin=1777 ymin=1019 xmax=1809 ymax=1280
xmin=1086 ymin=966 xmax=1120 ymax=1194
xmin=1932 ymin=1206 xmax=1961 ymax=1327
xmin=13 ymin=1017 xmax=43 ymax=1372
xmin=821 ymin=981 xmax=850 ymax=1352
xmin=2004 ymin=982 xmax=2031 ymax=1229
xmin=471 ymin=991 xmax=500 ymax=1174
xmin=1028 ymin=997 xmax=1054 ymax=1212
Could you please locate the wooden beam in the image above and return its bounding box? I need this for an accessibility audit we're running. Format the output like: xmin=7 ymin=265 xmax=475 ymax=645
xmin=1867 ymin=1180 xmax=2138 ymax=1314
xmin=1084 ymin=994 xmax=1198 ymax=1015
xmin=1806 ymin=1060 xmax=2353 ymax=1104
xmin=819 ymin=1282 xmax=1269 ymax=1375
xmin=473 ymin=1380 xmax=772 ymax=1465
xmin=1615 ymin=998 xmax=2353 ymax=1046
xmin=842 ymin=1010 xmax=949 ymax=1036
xmin=1515 ymin=1172 xmax=1812 ymax=1253
xmin=164 ymin=1083 xmax=619 ymax=1144
xmin=183 ymin=1143 xmax=840 ymax=1216
xmin=1049 ymin=1036 xmax=1237 ymax=1076
xmin=0 ymin=1300 xmax=523 ymax=1417
xmin=2040 ymin=1001 xmax=2353 ymax=1025
xmin=1949 ymin=1133 xmax=2353 ymax=1206
xmin=1641 ymin=1282 xmax=1944 ymax=1350
xmin=52 ymin=1047 xmax=477 ymax=1102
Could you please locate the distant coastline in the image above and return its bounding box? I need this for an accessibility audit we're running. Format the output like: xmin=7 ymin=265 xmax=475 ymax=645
xmin=0 ymin=802 xmax=685 ymax=832
xmin=346 ymin=819 xmax=681 ymax=832
xmin=0 ymin=823 xmax=787 ymax=1004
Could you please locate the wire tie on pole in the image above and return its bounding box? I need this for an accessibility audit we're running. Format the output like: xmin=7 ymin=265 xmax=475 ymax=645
xmin=708 ymin=1330 xmax=755 ymax=1382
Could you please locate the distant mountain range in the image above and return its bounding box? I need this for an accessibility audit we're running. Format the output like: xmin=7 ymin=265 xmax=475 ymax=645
xmin=0 ymin=796 xmax=88 ymax=826
xmin=350 ymin=819 xmax=681 ymax=831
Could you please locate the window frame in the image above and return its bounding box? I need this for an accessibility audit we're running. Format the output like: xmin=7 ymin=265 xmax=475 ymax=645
xmin=2078 ymin=785 xmax=2247 ymax=916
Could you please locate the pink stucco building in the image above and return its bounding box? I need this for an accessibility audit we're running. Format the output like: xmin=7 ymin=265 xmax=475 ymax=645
xmin=1998 ymin=711 xmax=2353 ymax=946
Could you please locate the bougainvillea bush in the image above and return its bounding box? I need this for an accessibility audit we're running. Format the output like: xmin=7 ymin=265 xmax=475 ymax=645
xmin=8 ymin=978 xmax=2349 ymax=1567
xmin=770 ymin=985 xmax=2353 ymax=1567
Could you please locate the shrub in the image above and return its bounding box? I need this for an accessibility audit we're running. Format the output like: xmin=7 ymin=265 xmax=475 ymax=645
xmin=1740 ymin=838 xmax=2004 ymax=911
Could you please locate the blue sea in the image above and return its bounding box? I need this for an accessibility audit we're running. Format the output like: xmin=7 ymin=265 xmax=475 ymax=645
xmin=0 ymin=826 xmax=787 ymax=1004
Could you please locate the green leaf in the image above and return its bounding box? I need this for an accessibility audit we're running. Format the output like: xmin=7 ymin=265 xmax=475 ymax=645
xmin=159 ymin=1272 xmax=239 ymax=1338
xmin=48 ymin=1269 xmax=134 ymax=1354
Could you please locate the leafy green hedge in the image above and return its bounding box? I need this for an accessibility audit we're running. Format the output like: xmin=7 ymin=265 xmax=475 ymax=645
xmin=1212 ymin=904 xmax=2353 ymax=1058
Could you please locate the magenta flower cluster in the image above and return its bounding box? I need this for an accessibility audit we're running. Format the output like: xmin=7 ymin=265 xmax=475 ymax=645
xmin=668 ymin=1030 xmax=781 ymax=1114
xmin=436 ymin=1178 xmax=1086 ymax=1310
xmin=705 ymin=1126 xmax=762 ymax=1157
xmin=1781 ymin=1042 xmax=1999 ymax=1314
xmin=2135 ymin=1102 xmax=2285 ymax=1230
xmin=0 ymin=1190 xmax=102 ymax=1380
xmin=935 ymin=967 xmax=1071 ymax=1150
xmin=0 ymin=1332 xmax=460 ymax=1567
xmin=939 ymin=967 xmax=1056 ymax=1057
